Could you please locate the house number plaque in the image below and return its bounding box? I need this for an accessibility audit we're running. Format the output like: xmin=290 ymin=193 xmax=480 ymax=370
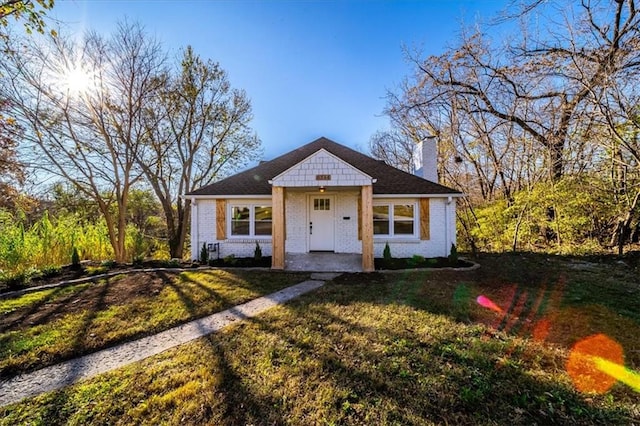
xmin=315 ymin=174 xmax=331 ymax=180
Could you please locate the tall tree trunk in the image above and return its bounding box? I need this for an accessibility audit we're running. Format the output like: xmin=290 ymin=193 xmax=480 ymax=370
xmin=609 ymin=190 xmax=640 ymax=255
xmin=166 ymin=198 xmax=191 ymax=259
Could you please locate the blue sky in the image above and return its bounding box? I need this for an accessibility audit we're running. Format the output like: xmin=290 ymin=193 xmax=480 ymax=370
xmin=50 ymin=0 xmax=506 ymax=160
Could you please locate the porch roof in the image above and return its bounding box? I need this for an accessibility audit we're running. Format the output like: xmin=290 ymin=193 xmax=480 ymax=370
xmin=187 ymin=137 xmax=462 ymax=196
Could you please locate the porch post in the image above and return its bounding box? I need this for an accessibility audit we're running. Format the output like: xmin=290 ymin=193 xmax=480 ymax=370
xmin=361 ymin=184 xmax=374 ymax=272
xmin=272 ymin=185 xmax=285 ymax=269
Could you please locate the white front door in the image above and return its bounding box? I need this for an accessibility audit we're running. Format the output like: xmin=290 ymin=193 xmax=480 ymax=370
xmin=309 ymin=196 xmax=335 ymax=251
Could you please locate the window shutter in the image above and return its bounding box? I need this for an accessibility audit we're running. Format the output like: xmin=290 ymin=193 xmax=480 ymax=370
xmin=357 ymin=196 xmax=362 ymax=240
xmin=420 ymin=198 xmax=430 ymax=240
xmin=216 ymin=199 xmax=226 ymax=240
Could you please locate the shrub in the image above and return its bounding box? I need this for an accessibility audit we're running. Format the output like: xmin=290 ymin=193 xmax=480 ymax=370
xmin=101 ymin=259 xmax=116 ymax=268
xmin=408 ymin=254 xmax=425 ymax=267
xmin=199 ymin=243 xmax=208 ymax=264
xmin=383 ymin=242 xmax=392 ymax=262
xmin=1 ymin=267 xmax=39 ymax=290
xmin=448 ymin=244 xmax=458 ymax=266
xmin=165 ymin=258 xmax=181 ymax=268
xmin=223 ymin=254 xmax=237 ymax=266
xmin=254 ymin=242 xmax=262 ymax=261
xmin=41 ymin=265 xmax=61 ymax=278
xmin=71 ymin=247 xmax=81 ymax=270
xmin=460 ymin=176 xmax=617 ymax=254
xmin=131 ymin=229 xmax=146 ymax=265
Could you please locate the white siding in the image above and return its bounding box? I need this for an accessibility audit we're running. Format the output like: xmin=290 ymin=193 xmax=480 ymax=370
xmin=190 ymin=194 xmax=456 ymax=261
xmin=285 ymin=191 xmax=306 ymax=253
xmin=335 ymin=192 xmax=360 ymax=253
xmin=190 ymin=198 xmax=272 ymax=261
xmin=372 ymin=197 xmax=453 ymax=258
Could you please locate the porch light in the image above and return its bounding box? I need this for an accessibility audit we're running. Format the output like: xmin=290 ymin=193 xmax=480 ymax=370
xmin=319 ymin=186 xmax=326 ymax=193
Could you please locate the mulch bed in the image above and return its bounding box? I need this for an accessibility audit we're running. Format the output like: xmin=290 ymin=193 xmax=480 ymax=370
xmin=374 ymin=257 xmax=474 ymax=270
xmin=207 ymin=257 xmax=271 ymax=268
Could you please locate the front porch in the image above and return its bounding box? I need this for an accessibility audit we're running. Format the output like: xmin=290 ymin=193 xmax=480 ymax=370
xmin=285 ymin=252 xmax=363 ymax=272
xmin=270 ymin=148 xmax=375 ymax=272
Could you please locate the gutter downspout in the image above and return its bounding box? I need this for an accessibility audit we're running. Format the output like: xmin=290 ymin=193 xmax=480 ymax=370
xmin=445 ymin=196 xmax=453 ymax=255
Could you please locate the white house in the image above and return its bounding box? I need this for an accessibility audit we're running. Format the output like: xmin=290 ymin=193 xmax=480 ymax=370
xmin=185 ymin=137 xmax=462 ymax=272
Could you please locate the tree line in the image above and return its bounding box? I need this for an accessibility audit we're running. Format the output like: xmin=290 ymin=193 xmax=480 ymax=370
xmin=1 ymin=11 xmax=261 ymax=264
xmin=372 ymin=0 xmax=640 ymax=254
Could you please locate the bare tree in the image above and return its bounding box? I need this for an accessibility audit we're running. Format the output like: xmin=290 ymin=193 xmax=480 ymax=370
xmin=1 ymin=21 xmax=165 ymax=261
xmin=368 ymin=130 xmax=417 ymax=173
xmin=1 ymin=0 xmax=54 ymax=210
xmin=0 ymin=98 xmax=24 ymax=209
xmin=591 ymin=66 xmax=640 ymax=251
xmin=391 ymin=0 xmax=640 ymax=183
xmin=139 ymin=46 xmax=261 ymax=258
xmin=377 ymin=1 xmax=640 ymax=251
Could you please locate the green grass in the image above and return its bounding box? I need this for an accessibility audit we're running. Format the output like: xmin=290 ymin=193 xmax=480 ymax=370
xmin=0 ymin=270 xmax=309 ymax=378
xmin=1 ymin=253 xmax=639 ymax=425
xmin=0 ymin=284 xmax=90 ymax=315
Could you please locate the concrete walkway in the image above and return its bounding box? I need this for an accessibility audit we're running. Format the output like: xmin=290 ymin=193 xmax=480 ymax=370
xmin=0 ymin=274 xmax=339 ymax=407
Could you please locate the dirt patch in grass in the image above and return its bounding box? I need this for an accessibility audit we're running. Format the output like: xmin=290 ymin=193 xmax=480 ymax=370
xmin=0 ymin=269 xmax=310 ymax=379
xmin=0 ymin=260 xmax=200 ymax=294
xmin=0 ymin=272 xmax=176 ymax=333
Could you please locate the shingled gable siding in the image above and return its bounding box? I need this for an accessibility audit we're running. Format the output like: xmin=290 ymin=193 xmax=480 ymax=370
xmin=271 ymin=149 xmax=372 ymax=187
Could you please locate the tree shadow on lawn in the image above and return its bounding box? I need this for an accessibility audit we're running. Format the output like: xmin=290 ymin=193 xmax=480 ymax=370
xmin=206 ymin=291 xmax=636 ymax=425
xmin=334 ymin=252 xmax=640 ymax=370
xmin=153 ymin=272 xmax=281 ymax=425
xmin=0 ymin=277 xmax=110 ymax=378
xmin=166 ymin=272 xmax=228 ymax=314
xmin=0 ymin=272 xmax=181 ymax=379
xmin=0 ymin=284 xmax=94 ymax=334
xmin=2 ymin=261 xmax=637 ymax=425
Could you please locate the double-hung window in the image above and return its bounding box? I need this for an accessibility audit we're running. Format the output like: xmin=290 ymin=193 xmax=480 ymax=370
xmin=373 ymin=202 xmax=416 ymax=237
xmin=230 ymin=204 xmax=272 ymax=237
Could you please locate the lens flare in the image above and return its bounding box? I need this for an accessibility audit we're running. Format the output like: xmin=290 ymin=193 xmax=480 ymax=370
xmin=591 ymin=357 xmax=640 ymax=393
xmin=566 ymin=334 xmax=625 ymax=393
xmin=532 ymin=318 xmax=552 ymax=341
xmin=476 ymin=295 xmax=503 ymax=314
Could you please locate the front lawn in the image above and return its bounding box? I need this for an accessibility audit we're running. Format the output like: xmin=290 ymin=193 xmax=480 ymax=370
xmin=0 ymin=269 xmax=309 ymax=379
xmin=1 ymin=253 xmax=639 ymax=425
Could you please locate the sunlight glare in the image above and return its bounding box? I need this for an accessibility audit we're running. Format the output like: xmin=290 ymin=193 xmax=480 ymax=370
xmin=63 ymin=65 xmax=93 ymax=96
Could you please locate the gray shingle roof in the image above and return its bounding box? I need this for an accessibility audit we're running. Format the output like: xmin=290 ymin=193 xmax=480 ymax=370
xmin=187 ymin=137 xmax=461 ymax=196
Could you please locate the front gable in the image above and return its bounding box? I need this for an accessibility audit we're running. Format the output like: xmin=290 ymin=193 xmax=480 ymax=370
xmin=270 ymin=148 xmax=373 ymax=187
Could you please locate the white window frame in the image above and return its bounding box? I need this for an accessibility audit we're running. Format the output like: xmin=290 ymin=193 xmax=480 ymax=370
xmin=372 ymin=201 xmax=418 ymax=238
xmin=228 ymin=203 xmax=273 ymax=238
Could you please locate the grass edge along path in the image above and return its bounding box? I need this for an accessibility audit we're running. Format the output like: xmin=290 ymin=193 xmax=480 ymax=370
xmin=0 ymin=277 xmax=332 ymax=407
xmin=0 ymin=269 xmax=311 ymax=379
